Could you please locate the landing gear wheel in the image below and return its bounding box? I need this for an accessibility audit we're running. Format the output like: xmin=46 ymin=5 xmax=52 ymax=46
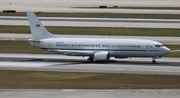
xmin=87 ymin=58 xmax=94 ymax=62
xmin=152 ymin=59 xmax=156 ymax=64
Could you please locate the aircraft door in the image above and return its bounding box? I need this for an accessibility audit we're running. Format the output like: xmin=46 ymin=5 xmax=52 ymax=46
xmin=146 ymin=43 xmax=156 ymax=55
xmin=47 ymin=41 xmax=52 ymax=48
xmin=41 ymin=41 xmax=52 ymax=48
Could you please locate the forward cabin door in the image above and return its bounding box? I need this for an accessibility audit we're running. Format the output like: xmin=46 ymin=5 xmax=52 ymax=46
xmin=146 ymin=43 xmax=155 ymax=56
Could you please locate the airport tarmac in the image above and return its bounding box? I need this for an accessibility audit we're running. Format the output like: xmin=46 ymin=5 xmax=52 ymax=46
xmin=1 ymin=0 xmax=179 ymax=97
xmin=0 ymin=0 xmax=180 ymax=14
xmin=0 ymin=89 xmax=180 ymax=98
xmin=0 ymin=53 xmax=180 ymax=75
xmin=1 ymin=17 xmax=180 ymax=28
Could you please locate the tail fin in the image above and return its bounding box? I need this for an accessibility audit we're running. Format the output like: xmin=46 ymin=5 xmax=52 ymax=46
xmin=26 ymin=11 xmax=58 ymax=40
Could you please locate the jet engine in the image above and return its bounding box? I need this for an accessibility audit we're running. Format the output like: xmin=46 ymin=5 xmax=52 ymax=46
xmin=94 ymin=51 xmax=110 ymax=61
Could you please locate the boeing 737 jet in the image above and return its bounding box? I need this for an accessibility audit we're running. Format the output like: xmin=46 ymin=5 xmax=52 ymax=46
xmin=27 ymin=11 xmax=170 ymax=64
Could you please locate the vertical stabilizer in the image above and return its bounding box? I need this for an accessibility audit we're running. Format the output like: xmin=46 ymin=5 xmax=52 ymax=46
xmin=26 ymin=11 xmax=58 ymax=40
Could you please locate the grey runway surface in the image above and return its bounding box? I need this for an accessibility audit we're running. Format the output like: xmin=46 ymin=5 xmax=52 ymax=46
xmin=1 ymin=17 xmax=180 ymax=28
xmin=0 ymin=0 xmax=180 ymax=14
xmin=0 ymin=89 xmax=180 ymax=98
xmin=1 ymin=53 xmax=180 ymax=75
xmin=2 ymin=17 xmax=180 ymax=23
xmin=1 ymin=33 xmax=180 ymax=45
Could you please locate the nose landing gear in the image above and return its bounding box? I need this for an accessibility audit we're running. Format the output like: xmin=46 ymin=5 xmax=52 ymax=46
xmin=152 ymin=56 xmax=161 ymax=64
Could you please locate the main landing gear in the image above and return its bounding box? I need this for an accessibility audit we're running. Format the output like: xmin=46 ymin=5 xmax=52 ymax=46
xmin=152 ymin=59 xmax=156 ymax=64
xmin=87 ymin=57 xmax=94 ymax=62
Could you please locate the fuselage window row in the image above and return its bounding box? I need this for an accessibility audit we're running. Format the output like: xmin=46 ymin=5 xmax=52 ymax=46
xmin=56 ymin=44 xmax=141 ymax=48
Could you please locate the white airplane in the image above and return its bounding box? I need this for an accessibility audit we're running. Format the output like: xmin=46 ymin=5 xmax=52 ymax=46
xmin=27 ymin=11 xmax=170 ymax=64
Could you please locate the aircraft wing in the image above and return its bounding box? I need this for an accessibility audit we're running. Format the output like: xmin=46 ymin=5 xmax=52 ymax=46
xmin=48 ymin=49 xmax=94 ymax=56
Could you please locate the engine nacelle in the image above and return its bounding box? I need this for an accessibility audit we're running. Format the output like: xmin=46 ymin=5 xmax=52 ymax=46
xmin=94 ymin=51 xmax=110 ymax=61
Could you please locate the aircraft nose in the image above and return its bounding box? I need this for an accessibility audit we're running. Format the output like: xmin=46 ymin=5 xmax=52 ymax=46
xmin=163 ymin=47 xmax=171 ymax=54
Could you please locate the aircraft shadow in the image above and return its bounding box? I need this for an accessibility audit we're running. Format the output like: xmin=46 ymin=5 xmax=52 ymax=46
xmin=10 ymin=57 xmax=180 ymax=67
xmin=1 ymin=57 xmax=179 ymax=67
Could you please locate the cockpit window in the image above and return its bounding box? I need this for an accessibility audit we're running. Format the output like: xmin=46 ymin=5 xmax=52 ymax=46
xmin=155 ymin=44 xmax=163 ymax=47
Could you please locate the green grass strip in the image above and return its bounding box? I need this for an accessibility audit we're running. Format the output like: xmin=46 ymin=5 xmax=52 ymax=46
xmin=1 ymin=26 xmax=180 ymax=37
xmin=0 ymin=40 xmax=50 ymax=54
xmin=0 ymin=70 xmax=180 ymax=89
xmin=0 ymin=12 xmax=180 ymax=19
xmin=164 ymin=45 xmax=180 ymax=57
xmin=0 ymin=40 xmax=180 ymax=57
